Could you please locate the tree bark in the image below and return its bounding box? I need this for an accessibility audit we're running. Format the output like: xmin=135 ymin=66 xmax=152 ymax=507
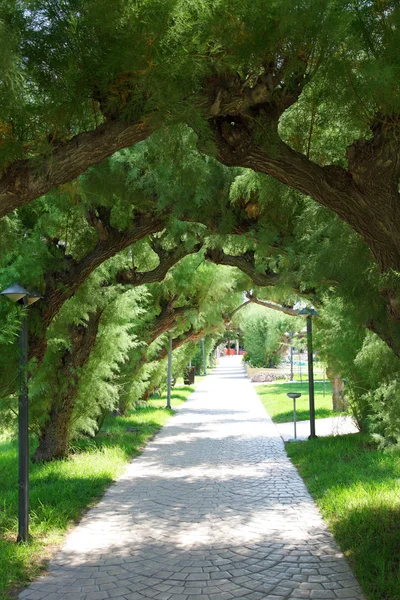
xmin=205 ymin=248 xmax=279 ymax=286
xmin=210 ymin=80 xmax=400 ymax=274
xmin=0 ymin=119 xmax=151 ymax=219
xmin=116 ymin=242 xmax=202 ymax=286
xmin=326 ymin=367 xmax=347 ymax=412
xmin=33 ymin=310 xmax=103 ymax=462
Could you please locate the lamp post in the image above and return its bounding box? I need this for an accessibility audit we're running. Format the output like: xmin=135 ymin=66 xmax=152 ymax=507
xmin=285 ymin=331 xmax=295 ymax=381
xmin=298 ymin=307 xmax=318 ymax=439
xmin=201 ymin=338 xmax=207 ymax=375
xmin=166 ymin=331 xmax=173 ymax=409
xmin=0 ymin=283 xmax=41 ymax=542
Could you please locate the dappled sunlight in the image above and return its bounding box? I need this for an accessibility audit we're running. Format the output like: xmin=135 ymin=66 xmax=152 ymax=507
xmin=21 ymin=358 xmax=363 ymax=600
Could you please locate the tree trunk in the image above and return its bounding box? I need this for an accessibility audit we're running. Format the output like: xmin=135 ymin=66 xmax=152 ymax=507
xmin=33 ymin=310 xmax=102 ymax=462
xmin=32 ymin=392 xmax=76 ymax=462
xmin=326 ymin=367 xmax=347 ymax=412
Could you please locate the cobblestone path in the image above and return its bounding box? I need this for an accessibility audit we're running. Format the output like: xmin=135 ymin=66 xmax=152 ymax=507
xmin=21 ymin=357 xmax=365 ymax=600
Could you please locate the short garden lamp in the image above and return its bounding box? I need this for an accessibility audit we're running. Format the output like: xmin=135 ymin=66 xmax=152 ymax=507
xmin=0 ymin=283 xmax=42 ymax=543
xmin=287 ymin=392 xmax=302 ymax=441
xmin=298 ymin=307 xmax=318 ymax=439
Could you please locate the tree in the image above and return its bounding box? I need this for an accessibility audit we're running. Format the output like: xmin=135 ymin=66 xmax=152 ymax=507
xmin=237 ymin=304 xmax=296 ymax=368
xmin=1 ymin=0 xmax=400 ymax=293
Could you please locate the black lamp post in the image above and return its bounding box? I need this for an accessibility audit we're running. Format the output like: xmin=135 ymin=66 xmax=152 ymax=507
xmin=285 ymin=331 xmax=295 ymax=381
xmin=298 ymin=307 xmax=318 ymax=439
xmin=0 ymin=283 xmax=41 ymax=542
xmin=201 ymin=338 xmax=207 ymax=375
xmin=166 ymin=331 xmax=173 ymax=409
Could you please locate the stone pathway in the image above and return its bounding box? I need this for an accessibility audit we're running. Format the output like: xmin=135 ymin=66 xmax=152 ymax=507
xmin=21 ymin=357 xmax=365 ymax=600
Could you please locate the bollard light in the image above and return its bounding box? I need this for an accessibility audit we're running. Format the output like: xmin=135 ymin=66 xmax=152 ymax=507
xmin=287 ymin=392 xmax=302 ymax=441
xmin=0 ymin=283 xmax=42 ymax=542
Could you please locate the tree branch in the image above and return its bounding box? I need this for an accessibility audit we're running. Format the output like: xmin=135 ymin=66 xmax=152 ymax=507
xmin=223 ymin=300 xmax=251 ymax=323
xmin=213 ymin=111 xmax=400 ymax=272
xmin=205 ymin=247 xmax=279 ymax=286
xmin=0 ymin=119 xmax=151 ymax=219
xmin=116 ymin=242 xmax=203 ymax=286
xmin=146 ymin=298 xmax=187 ymax=345
xmin=246 ymin=291 xmax=299 ymax=316
xmin=30 ymin=210 xmax=168 ymax=364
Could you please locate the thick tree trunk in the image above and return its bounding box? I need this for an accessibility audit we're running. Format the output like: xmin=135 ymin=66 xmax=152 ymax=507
xmin=33 ymin=310 xmax=102 ymax=462
xmin=33 ymin=392 xmax=76 ymax=462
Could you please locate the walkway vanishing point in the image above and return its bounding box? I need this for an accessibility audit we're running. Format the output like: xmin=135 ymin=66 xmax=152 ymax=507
xmin=21 ymin=357 xmax=364 ymax=600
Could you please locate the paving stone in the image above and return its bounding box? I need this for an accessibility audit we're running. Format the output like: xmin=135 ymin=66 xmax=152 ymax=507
xmin=108 ymin=588 xmax=131 ymax=597
xmin=334 ymin=590 xmax=363 ymax=598
xmin=18 ymin=358 xmax=365 ymax=600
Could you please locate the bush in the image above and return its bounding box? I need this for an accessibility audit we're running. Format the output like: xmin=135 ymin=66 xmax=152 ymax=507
xmin=239 ymin=305 xmax=293 ymax=368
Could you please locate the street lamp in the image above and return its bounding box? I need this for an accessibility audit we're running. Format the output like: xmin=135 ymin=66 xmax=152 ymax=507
xmin=166 ymin=331 xmax=173 ymax=409
xmin=298 ymin=307 xmax=318 ymax=439
xmin=0 ymin=283 xmax=41 ymax=542
xmin=201 ymin=338 xmax=207 ymax=375
xmin=285 ymin=331 xmax=295 ymax=381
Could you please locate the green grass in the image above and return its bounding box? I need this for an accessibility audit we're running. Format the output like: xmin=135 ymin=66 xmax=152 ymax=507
xmin=0 ymin=385 xmax=194 ymax=600
xmin=256 ymin=381 xmax=341 ymax=423
xmin=287 ymin=435 xmax=400 ymax=600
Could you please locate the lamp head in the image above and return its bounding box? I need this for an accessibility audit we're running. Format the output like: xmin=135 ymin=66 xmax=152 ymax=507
xmin=0 ymin=283 xmax=42 ymax=304
xmin=0 ymin=283 xmax=30 ymax=303
xmin=27 ymin=288 xmax=43 ymax=305
xmin=298 ymin=307 xmax=318 ymax=317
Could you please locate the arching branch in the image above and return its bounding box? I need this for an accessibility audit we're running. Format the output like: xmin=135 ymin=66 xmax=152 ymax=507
xmin=205 ymin=248 xmax=279 ymax=286
xmin=116 ymin=242 xmax=203 ymax=286
xmin=246 ymin=292 xmax=299 ymax=316
xmin=30 ymin=209 xmax=168 ymax=364
xmin=0 ymin=119 xmax=151 ymax=219
xmin=223 ymin=300 xmax=251 ymax=324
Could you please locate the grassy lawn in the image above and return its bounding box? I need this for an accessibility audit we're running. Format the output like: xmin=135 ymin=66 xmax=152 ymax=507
xmin=287 ymin=435 xmax=400 ymax=600
xmin=256 ymin=381 xmax=339 ymax=423
xmin=0 ymin=385 xmax=194 ymax=600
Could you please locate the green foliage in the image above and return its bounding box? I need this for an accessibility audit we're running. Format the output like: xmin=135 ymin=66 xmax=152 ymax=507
xmin=238 ymin=304 xmax=294 ymax=368
xmin=1 ymin=0 xmax=400 ymax=470
xmin=2 ymin=0 xmax=398 ymax=171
